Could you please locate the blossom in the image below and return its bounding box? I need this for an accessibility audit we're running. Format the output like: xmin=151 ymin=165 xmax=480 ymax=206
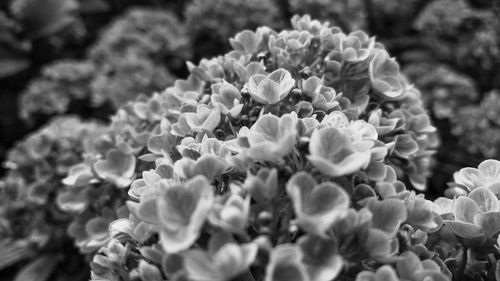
xmin=341 ymin=31 xmax=374 ymax=62
xmin=233 ymin=61 xmax=266 ymax=82
xmin=174 ymin=154 xmax=230 ymax=180
xmin=62 ymin=163 xmax=98 ymax=187
xmin=209 ymin=194 xmax=250 ymax=233
xmin=248 ymin=69 xmax=295 ymax=104
xmin=300 ymin=76 xmax=339 ymax=111
xmin=229 ymin=30 xmax=262 ymax=54
xmin=244 ymin=112 xmax=298 ymax=162
xmin=308 ymin=126 xmax=373 ymax=177
xmin=138 ymin=260 xmax=162 ymax=281
xmin=453 ymin=159 xmax=500 ymax=191
xmin=265 ymin=244 xmax=310 ymax=281
xmin=291 ymin=14 xmax=327 ymax=35
xmin=286 ymin=171 xmax=350 ymax=236
xmin=184 ymin=105 xmax=221 ymax=133
xmin=69 ymin=208 xmax=117 ymax=253
xmin=355 ymin=265 xmax=399 ymax=281
xmin=184 ymin=241 xmax=257 ymax=281
xmin=298 ymin=235 xmax=343 ymax=281
xmin=369 ymin=49 xmax=406 ymax=100
xmin=404 ymin=192 xmax=442 ymax=232
xmin=211 ymin=82 xmax=243 ymax=117
xmin=157 ymin=176 xmax=214 ymax=253
xmin=269 ymin=30 xmax=313 ymax=51
xmin=243 ymin=168 xmax=278 ymax=203
xmin=446 ymin=187 xmax=500 ymax=237
xmin=56 ymin=187 xmax=89 ymax=212
xmin=395 ymin=251 xmax=449 ymax=281
xmin=365 ymin=198 xmax=407 ymax=236
xmin=94 ymin=149 xmax=136 ymax=188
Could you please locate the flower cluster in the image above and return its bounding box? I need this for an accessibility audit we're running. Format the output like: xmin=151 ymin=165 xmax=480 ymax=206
xmin=89 ymin=8 xmax=191 ymax=108
xmin=10 ymin=0 xmax=83 ymax=40
xmin=451 ymin=91 xmax=500 ymax=157
xmin=80 ymin=15 xmax=448 ymax=281
xmin=3 ymin=2 xmax=500 ymax=280
xmin=401 ymin=0 xmax=500 ymax=162
xmin=0 ymin=116 xmax=105 ymax=280
xmin=57 ymin=95 xmax=163 ymax=254
xmin=413 ymin=0 xmax=473 ymax=38
xmin=0 ymin=11 xmax=31 ymax=79
xmin=19 ymin=60 xmax=95 ymax=119
xmin=404 ymin=64 xmax=479 ymax=120
xmin=428 ymin=159 xmax=500 ymax=280
xmin=19 ymin=8 xmax=191 ymax=121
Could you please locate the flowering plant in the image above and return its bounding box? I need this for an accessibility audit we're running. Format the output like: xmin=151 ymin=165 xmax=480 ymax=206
xmin=19 ymin=8 xmax=191 ymax=121
xmin=0 ymin=116 xmax=105 ymax=281
xmin=81 ymin=15 xmax=449 ymax=281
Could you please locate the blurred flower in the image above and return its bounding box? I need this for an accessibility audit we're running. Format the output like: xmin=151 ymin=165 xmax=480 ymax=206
xmin=308 ymin=126 xmax=373 ymax=177
xmin=265 ymin=244 xmax=310 ymax=281
xmin=356 ymin=265 xmax=398 ymax=281
xmin=243 ymin=168 xmax=278 ymax=203
xmin=94 ymin=149 xmax=136 ymax=188
xmin=229 ymin=30 xmax=262 ymax=54
xmin=184 ymin=240 xmax=257 ymax=281
xmin=174 ymin=155 xmax=229 ymax=181
xmin=209 ymin=194 xmax=250 ymax=233
xmin=298 ymin=235 xmax=343 ymax=281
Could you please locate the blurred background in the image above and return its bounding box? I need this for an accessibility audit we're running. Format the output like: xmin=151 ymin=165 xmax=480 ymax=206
xmin=0 ymin=0 xmax=498 ymax=230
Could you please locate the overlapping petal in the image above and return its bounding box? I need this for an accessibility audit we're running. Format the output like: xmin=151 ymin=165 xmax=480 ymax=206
xmin=157 ymin=176 xmax=214 ymax=253
xmin=287 ymin=171 xmax=350 ymax=236
xmin=248 ymin=69 xmax=295 ymax=104
xmin=308 ymin=126 xmax=373 ymax=177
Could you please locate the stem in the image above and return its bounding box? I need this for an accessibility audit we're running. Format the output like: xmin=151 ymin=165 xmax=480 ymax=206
xmin=277 ymin=200 xmax=294 ymax=244
xmin=239 ymin=269 xmax=256 ymax=281
xmin=487 ymin=254 xmax=496 ymax=281
xmin=455 ymin=245 xmax=468 ymax=281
